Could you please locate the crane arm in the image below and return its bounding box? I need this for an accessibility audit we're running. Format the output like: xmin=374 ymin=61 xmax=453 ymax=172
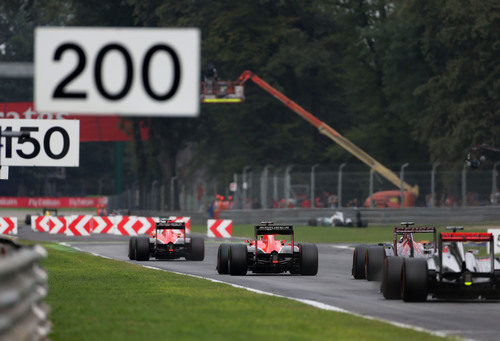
xmin=236 ymin=70 xmax=419 ymax=196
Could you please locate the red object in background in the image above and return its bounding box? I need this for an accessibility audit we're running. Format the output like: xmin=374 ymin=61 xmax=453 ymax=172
xmin=363 ymin=190 xmax=417 ymax=208
xmin=0 ymin=102 xmax=149 ymax=142
xmin=0 ymin=196 xmax=107 ymax=208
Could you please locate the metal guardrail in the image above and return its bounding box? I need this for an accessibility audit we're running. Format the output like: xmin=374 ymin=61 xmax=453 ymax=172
xmin=219 ymin=206 xmax=500 ymax=225
xmin=0 ymin=237 xmax=50 ymax=341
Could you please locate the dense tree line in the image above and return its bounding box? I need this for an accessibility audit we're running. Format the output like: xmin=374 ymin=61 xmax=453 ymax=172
xmin=0 ymin=0 xmax=498 ymax=200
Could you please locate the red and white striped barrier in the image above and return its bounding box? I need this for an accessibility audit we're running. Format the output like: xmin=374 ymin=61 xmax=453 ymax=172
xmin=65 ymin=215 xmax=92 ymax=236
xmin=207 ymin=219 xmax=232 ymax=238
xmin=91 ymin=216 xmax=115 ymax=234
xmin=29 ymin=214 xmax=170 ymax=237
xmin=114 ymin=216 xmax=156 ymax=236
xmin=31 ymin=216 xmax=66 ymax=234
xmin=0 ymin=217 xmax=17 ymax=235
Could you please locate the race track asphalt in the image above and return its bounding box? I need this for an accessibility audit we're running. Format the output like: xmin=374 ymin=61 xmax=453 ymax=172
xmin=18 ymin=225 xmax=500 ymax=341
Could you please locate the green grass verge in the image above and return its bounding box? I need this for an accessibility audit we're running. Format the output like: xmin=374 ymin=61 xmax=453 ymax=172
xmin=42 ymin=244 xmax=449 ymax=341
xmin=191 ymin=224 xmax=494 ymax=244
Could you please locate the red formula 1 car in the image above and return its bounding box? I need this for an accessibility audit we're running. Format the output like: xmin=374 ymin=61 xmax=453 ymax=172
xmin=217 ymin=222 xmax=318 ymax=276
xmin=128 ymin=221 xmax=204 ymax=261
xmin=352 ymin=222 xmax=436 ymax=282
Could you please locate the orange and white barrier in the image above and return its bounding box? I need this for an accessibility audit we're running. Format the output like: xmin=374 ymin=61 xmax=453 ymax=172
xmin=0 ymin=217 xmax=17 ymax=235
xmin=207 ymin=219 xmax=232 ymax=238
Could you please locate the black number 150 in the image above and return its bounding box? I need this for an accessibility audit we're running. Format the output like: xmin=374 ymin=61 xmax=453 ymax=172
xmin=1 ymin=126 xmax=70 ymax=160
xmin=52 ymin=43 xmax=181 ymax=101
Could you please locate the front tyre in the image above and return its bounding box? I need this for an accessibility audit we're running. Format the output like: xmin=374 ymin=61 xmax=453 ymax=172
xmin=299 ymin=243 xmax=318 ymax=276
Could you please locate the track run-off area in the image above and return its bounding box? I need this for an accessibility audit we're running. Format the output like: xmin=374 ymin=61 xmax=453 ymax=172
xmin=19 ymin=225 xmax=500 ymax=341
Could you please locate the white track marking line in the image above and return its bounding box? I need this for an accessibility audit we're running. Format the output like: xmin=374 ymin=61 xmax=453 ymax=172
xmin=67 ymin=245 xmax=457 ymax=339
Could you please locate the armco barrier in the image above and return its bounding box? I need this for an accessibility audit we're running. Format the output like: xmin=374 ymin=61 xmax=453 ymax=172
xmin=0 ymin=237 xmax=50 ymax=340
xmin=0 ymin=217 xmax=17 ymax=235
xmin=220 ymin=206 xmax=500 ymax=225
xmin=207 ymin=219 xmax=232 ymax=238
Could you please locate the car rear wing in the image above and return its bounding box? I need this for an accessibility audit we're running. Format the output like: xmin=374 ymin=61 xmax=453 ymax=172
xmin=254 ymin=224 xmax=294 ymax=235
xmin=439 ymin=232 xmax=495 ymax=276
xmin=254 ymin=223 xmax=294 ymax=260
xmin=440 ymin=232 xmax=492 ymax=242
xmin=393 ymin=225 xmax=437 ymax=255
xmin=156 ymin=221 xmax=186 ymax=230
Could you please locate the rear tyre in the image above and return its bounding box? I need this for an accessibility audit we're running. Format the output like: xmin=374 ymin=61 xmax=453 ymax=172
xmin=229 ymin=244 xmax=247 ymax=275
xmin=128 ymin=237 xmax=137 ymax=260
xmin=402 ymin=258 xmax=428 ymax=302
xmin=25 ymin=214 xmax=31 ymax=225
xmin=188 ymin=236 xmax=205 ymax=261
xmin=299 ymin=243 xmax=318 ymax=276
xmin=352 ymin=245 xmax=367 ymax=279
xmin=382 ymin=256 xmax=403 ymax=299
xmin=135 ymin=236 xmax=150 ymax=261
xmin=217 ymin=244 xmax=230 ymax=274
xmin=365 ymin=246 xmax=385 ymax=281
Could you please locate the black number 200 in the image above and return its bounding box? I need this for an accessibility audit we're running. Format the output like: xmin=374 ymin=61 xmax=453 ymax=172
xmin=52 ymin=43 xmax=181 ymax=101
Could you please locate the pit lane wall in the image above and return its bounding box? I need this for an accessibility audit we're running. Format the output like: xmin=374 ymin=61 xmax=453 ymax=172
xmin=0 ymin=237 xmax=50 ymax=341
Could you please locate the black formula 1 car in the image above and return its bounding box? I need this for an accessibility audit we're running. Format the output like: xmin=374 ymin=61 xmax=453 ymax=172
xmin=217 ymin=222 xmax=318 ymax=276
xmin=383 ymin=227 xmax=500 ymax=301
xmin=352 ymin=222 xmax=436 ymax=281
xmin=128 ymin=221 xmax=204 ymax=261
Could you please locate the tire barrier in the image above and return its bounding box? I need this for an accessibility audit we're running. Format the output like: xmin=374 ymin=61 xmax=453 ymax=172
xmin=0 ymin=217 xmax=17 ymax=235
xmin=207 ymin=219 xmax=232 ymax=238
xmin=0 ymin=237 xmax=50 ymax=341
